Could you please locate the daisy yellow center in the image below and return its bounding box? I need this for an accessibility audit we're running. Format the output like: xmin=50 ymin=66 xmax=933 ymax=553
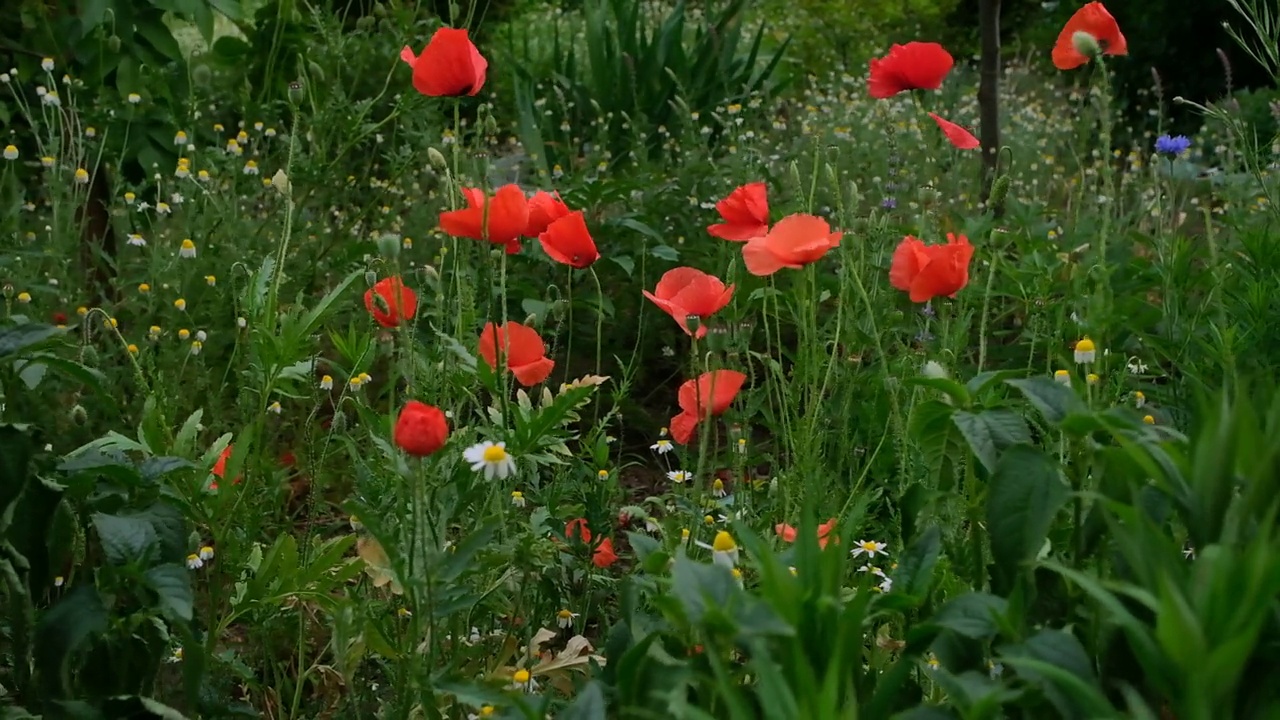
xmin=513 ymin=669 xmax=530 ymax=683
xmin=861 ymin=541 xmax=878 ymax=551
xmin=483 ymin=445 xmax=507 ymax=463
xmin=712 ymin=531 xmax=736 ymax=552
xmin=1076 ymin=338 xmax=1095 ymax=352
xmin=557 ymin=609 xmax=573 ymax=619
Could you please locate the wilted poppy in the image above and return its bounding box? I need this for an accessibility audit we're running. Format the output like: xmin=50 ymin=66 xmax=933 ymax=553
xmin=1052 ymin=1 xmax=1126 ymax=70
xmin=775 ymin=518 xmax=838 ymax=549
xmin=524 ymin=190 xmax=571 ymax=237
xmin=539 ymin=211 xmax=599 ymax=269
xmin=364 ymin=276 xmax=418 ymax=328
xmin=868 ymin=42 xmax=954 ymax=99
xmin=642 ymin=267 xmax=735 ymax=339
xmin=393 ymin=400 xmax=450 ymax=456
xmin=741 ymin=213 xmax=842 ymax=277
xmin=927 ymin=113 xmax=980 ymax=150
xmin=399 ymin=28 xmax=487 ymax=97
xmin=478 ymin=321 xmax=555 ymax=386
xmin=439 ymin=185 xmax=530 ymax=254
xmin=670 ymin=369 xmax=747 ymax=445
xmin=707 ymin=182 xmax=769 ymax=241
xmin=889 ymin=233 xmax=974 ymax=303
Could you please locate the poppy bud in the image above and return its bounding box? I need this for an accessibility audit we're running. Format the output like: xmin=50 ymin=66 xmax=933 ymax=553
xmin=989 ymin=174 xmax=1011 ymax=209
xmin=288 ymin=81 xmax=305 ymax=105
xmin=394 ymin=400 xmax=449 ymax=456
xmin=356 ymin=15 xmax=375 ymax=30
xmin=1071 ymin=31 xmax=1101 ymax=60
xmin=70 ymin=404 xmax=88 ymax=425
xmin=372 ymin=1 xmax=387 ymax=16
xmin=427 ymin=147 xmax=448 ymax=170
xmin=107 ymin=35 xmax=121 ymax=52
xmin=377 ymin=233 xmax=401 ymax=260
xmin=421 ymin=265 xmax=440 ymax=286
xmin=82 ymin=346 xmax=98 ymax=364
xmin=192 ymin=64 xmax=212 ymax=87
xmin=364 ymin=270 xmax=378 ymax=287
xmin=307 ymin=61 xmax=325 ymax=84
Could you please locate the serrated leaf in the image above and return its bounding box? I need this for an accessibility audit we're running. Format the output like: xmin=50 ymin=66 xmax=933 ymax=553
xmin=931 ymin=592 xmax=1007 ymax=639
xmin=952 ymin=409 xmax=1031 ymax=474
xmin=987 ymin=445 xmax=1068 ymax=591
xmin=92 ymin=512 xmax=159 ymax=565
xmin=1007 ymin=377 xmax=1086 ymax=426
xmin=146 ymin=564 xmax=194 ymax=622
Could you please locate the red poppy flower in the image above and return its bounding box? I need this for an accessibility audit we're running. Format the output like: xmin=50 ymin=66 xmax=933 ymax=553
xmin=524 ymin=190 xmax=571 ymax=237
xmin=210 ymin=444 xmax=242 ymax=490
xmin=928 ymin=113 xmax=980 ymax=150
xmin=707 ymin=182 xmax=769 ymax=241
xmin=775 ymin=518 xmax=838 ymax=548
xmin=393 ymin=400 xmax=450 ymax=457
xmin=565 ymin=518 xmax=592 ymax=544
xmin=642 ymin=267 xmax=735 ymax=339
xmin=593 ymin=537 xmax=618 ymax=568
xmin=889 ymin=233 xmax=974 ymax=303
xmin=1052 ymin=2 xmax=1127 ymax=70
xmin=399 ymin=28 xmax=487 ymax=97
xmin=670 ymin=369 xmax=747 ymax=445
xmin=478 ymin=321 xmax=556 ymax=386
xmin=868 ymin=42 xmax=954 ymax=99
xmin=439 ymin=185 xmax=530 ymax=254
xmin=539 ymin=211 xmax=599 ymax=269
xmin=51 ymin=311 xmax=68 ymax=325
xmin=741 ymin=213 xmax=842 ymax=277
xmin=364 ymin=276 xmax=418 ymax=328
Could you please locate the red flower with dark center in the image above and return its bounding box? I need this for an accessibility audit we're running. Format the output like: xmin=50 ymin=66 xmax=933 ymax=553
xmin=670 ymin=369 xmax=747 ymax=445
xmin=889 ymin=233 xmax=975 ymax=303
xmin=539 ymin=211 xmax=599 ymax=269
xmin=524 ymin=191 xmax=571 ymax=237
xmin=741 ymin=214 xmax=842 ymax=277
xmin=868 ymin=42 xmax=954 ymax=99
xmin=364 ymin=276 xmax=418 ymax=328
xmin=439 ymin=185 xmax=530 ymax=254
xmin=1052 ymin=2 xmax=1127 ymax=71
xmin=477 ymin=321 xmax=556 ymax=386
xmin=707 ymin=182 xmax=769 ymax=241
xmin=642 ymin=267 xmax=735 ymax=339
xmin=399 ymin=28 xmax=487 ymax=97
xmin=393 ymin=400 xmax=450 ymax=457
xmin=928 ymin=113 xmax=980 ymax=150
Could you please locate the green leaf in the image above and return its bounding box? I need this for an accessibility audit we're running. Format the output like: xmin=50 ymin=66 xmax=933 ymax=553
xmin=1006 ymin=377 xmax=1085 ymax=426
xmin=930 ymin=592 xmax=1007 ymax=639
xmin=951 ymin=409 xmax=1032 ymax=474
xmin=671 ymin=555 xmax=736 ymax=625
xmin=0 ymin=324 xmax=63 ymax=359
xmin=92 ymin=512 xmax=159 ymax=565
xmin=35 ymin=585 xmax=109 ymax=698
xmin=560 ymin=680 xmax=606 ymax=720
xmin=101 ymin=696 xmax=192 ymax=719
xmin=986 ymin=445 xmax=1068 ymax=591
xmin=892 ymin=524 xmax=941 ymax=600
xmin=140 ymin=456 xmax=194 ymax=481
xmin=650 ymin=244 xmax=681 ymax=262
xmin=146 ymin=564 xmax=194 ymax=622
xmin=134 ymin=14 xmax=184 ymax=62
xmin=0 ymin=424 xmax=33 ymax=518
xmin=905 ymin=376 xmax=971 ymax=407
xmin=1000 ymin=628 xmax=1100 ymax=718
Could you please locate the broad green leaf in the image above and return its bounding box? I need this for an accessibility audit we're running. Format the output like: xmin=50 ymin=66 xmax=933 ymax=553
xmin=0 ymin=424 xmax=33 ymax=518
xmin=34 ymin=585 xmax=109 ymax=697
xmin=0 ymin=324 xmax=63 ymax=359
xmin=905 ymin=376 xmax=971 ymax=407
xmin=951 ymin=409 xmax=1031 ymax=474
xmin=560 ymin=680 xmax=607 ymax=720
xmin=146 ymin=564 xmax=194 ymax=622
xmin=930 ymin=592 xmax=1007 ymax=639
xmin=1000 ymin=628 xmax=1099 ymax=719
xmin=1006 ymin=377 xmax=1085 ymax=426
xmin=987 ymin=445 xmax=1068 ymax=590
xmin=892 ymin=524 xmax=941 ymax=600
xmin=92 ymin=512 xmax=159 ymax=565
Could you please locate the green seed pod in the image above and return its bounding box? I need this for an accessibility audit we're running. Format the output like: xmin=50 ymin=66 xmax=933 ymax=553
xmin=288 ymin=81 xmax=305 ymax=105
xmin=989 ymin=174 xmax=1011 ymax=210
xmin=376 ymin=233 xmax=401 ymax=260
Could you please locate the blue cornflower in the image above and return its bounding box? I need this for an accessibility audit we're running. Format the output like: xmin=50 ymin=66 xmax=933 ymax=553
xmin=1154 ymin=134 xmax=1191 ymax=157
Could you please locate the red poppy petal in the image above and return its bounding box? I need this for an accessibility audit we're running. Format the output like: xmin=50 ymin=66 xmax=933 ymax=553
xmin=928 ymin=112 xmax=980 ymax=150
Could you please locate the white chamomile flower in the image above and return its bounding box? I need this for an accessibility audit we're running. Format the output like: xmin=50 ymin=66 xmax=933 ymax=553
xmin=851 ymin=540 xmax=888 ymax=559
xmin=186 ymin=553 xmax=204 ymax=570
xmin=667 ymin=470 xmax=691 ymax=484
xmin=556 ymin=608 xmax=578 ymax=629
xmin=463 ymin=441 xmax=516 ymax=481
xmin=651 ymin=438 xmax=674 ymax=454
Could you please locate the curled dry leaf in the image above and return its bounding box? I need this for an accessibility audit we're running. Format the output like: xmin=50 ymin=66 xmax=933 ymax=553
xmin=356 ymin=535 xmax=404 ymax=595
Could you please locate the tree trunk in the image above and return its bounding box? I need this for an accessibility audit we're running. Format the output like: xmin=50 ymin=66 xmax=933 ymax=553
xmin=978 ymin=0 xmax=1002 ymax=215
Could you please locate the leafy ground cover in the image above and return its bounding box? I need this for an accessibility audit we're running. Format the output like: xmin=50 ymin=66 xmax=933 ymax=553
xmin=3 ymin=0 xmax=1280 ymax=718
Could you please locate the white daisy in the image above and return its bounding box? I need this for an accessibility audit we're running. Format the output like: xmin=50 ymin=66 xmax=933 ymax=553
xmin=463 ymin=441 xmax=516 ymax=481
xmin=851 ymin=540 xmax=888 ymax=559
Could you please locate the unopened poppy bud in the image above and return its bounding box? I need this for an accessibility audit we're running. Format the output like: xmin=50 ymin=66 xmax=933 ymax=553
xmin=1071 ymin=31 xmax=1101 ymax=60
xmin=377 ymin=233 xmax=401 ymax=260
xmin=788 ymin=162 xmax=803 ymax=195
xmin=288 ymin=81 xmax=305 ymax=105
xmin=847 ymin=180 xmax=861 ymax=206
xmin=356 ymin=15 xmax=375 ymax=30
xmin=107 ymin=35 xmax=121 ymax=52
xmin=484 ymin=115 xmax=499 ymax=135
xmin=427 ymin=147 xmax=448 ymax=170
xmin=523 ymin=313 xmax=538 ymax=326
xmin=192 ymin=64 xmax=212 ymax=87
xmin=81 ymin=346 xmax=98 ymax=364
xmin=70 ymin=404 xmax=88 ymax=425
xmin=1 ymin=284 xmax=12 ymax=299
xmin=989 ymin=174 xmax=1011 ymax=209
xmin=421 ymin=265 xmax=440 ymax=285
xmin=330 ymin=412 xmax=347 ymax=432
xmin=364 ymin=270 xmax=378 ymax=288
xmin=372 ymin=1 xmax=387 ymax=16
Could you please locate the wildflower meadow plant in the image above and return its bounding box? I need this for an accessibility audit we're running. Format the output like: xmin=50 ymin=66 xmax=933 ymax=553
xmin=2 ymin=0 xmax=1280 ymax=718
